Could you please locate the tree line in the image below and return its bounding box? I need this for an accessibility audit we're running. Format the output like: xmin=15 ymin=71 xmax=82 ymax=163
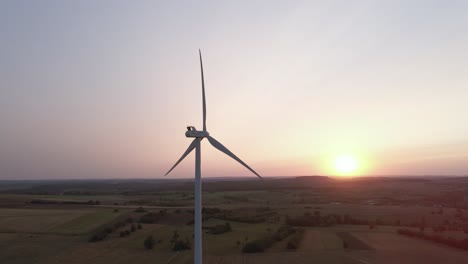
xmin=397 ymin=228 xmax=468 ymax=250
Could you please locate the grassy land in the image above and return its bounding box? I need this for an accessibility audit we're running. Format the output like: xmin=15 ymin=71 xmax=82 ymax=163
xmin=203 ymin=218 xmax=281 ymax=254
xmin=0 ymin=207 xmax=128 ymax=235
xmin=0 ymin=208 xmax=86 ymax=233
xmin=1 ymin=188 xmax=467 ymax=264
xmin=0 ymin=233 xmax=80 ymax=264
xmin=350 ymin=231 xmax=468 ymax=264
xmin=50 ymin=209 xmax=130 ymax=234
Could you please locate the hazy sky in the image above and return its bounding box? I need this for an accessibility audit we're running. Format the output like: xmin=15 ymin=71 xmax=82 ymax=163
xmin=1 ymin=0 xmax=468 ymax=179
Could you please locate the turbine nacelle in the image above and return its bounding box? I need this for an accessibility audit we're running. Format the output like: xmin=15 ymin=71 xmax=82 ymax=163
xmin=185 ymin=126 xmax=209 ymax=138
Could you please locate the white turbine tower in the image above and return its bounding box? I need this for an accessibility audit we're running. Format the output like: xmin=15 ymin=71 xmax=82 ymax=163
xmin=165 ymin=50 xmax=262 ymax=264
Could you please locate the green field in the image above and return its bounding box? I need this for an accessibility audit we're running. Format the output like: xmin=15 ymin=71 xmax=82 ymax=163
xmin=1 ymin=176 xmax=467 ymax=264
xmin=50 ymin=209 xmax=130 ymax=234
xmin=0 ymin=208 xmax=128 ymax=234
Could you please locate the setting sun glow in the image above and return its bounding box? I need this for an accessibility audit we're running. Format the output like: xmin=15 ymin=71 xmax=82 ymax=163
xmin=333 ymin=155 xmax=359 ymax=175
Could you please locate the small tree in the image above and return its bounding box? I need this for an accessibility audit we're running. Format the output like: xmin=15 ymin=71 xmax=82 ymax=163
xmin=144 ymin=235 xmax=155 ymax=250
xmin=170 ymin=230 xmax=180 ymax=244
xmin=89 ymin=234 xmax=100 ymax=242
xmin=173 ymin=238 xmax=191 ymax=251
xmin=242 ymin=240 xmax=264 ymax=253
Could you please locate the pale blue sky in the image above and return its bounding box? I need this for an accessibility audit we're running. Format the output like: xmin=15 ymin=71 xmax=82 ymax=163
xmin=1 ymin=0 xmax=468 ymax=179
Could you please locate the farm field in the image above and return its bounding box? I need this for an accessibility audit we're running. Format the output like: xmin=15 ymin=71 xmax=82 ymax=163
xmin=0 ymin=233 xmax=80 ymax=264
xmin=0 ymin=177 xmax=467 ymax=264
xmin=0 ymin=208 xmax=129 ymax=234
xmin=349 ymin=232 xmax=468 ymax=264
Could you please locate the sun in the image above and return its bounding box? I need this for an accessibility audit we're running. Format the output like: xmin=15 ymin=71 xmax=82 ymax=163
xmin=333 ymin=155 xmax=359 ymax=175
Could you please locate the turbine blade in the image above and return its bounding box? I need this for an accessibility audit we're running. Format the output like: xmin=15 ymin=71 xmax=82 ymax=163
xmin=165 ymin=139 xmax=197 ymax=176
xmin=199 ymin=49 xmax=207 ymax=131
xmin=207 ymin=136 xmax=262 ymax=179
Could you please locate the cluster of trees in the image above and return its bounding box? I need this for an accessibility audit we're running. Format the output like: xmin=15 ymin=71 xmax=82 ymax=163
xmin=204 ymin=222 xmax=232 ymax=235
xmin=286 ymin=228 xmax=305 ymax=250
xmin=286 ymin=212 xmax=391 ymax=227
xmin=90 ymin=220 xmax=127 ymax=242
xmin=143 ymin=235 xmax=163 ymax=250
xmin=218 ymin=211 xmax=273 ymax=224
xmin=31 ymin=199 xmax=100 ymax=205
xmin=184 ymin=207 xmax=277 ymax=225
xmin=89 ymin=217 xmax=138 ymax=242
xmin=242 ymin=225 xmax=296 ymax=253
xmin=170 ymin=230 xmax=191 ymax=251
xmin=286 ymin=211 xmax=467 ymax=232
xmin=185 ymin=207 xmax=223 ymax=225
xmin=200 ymin=207 xmax=277 ymax=224
xmin=119 ymin=223 xmax=142 ymax=237
xmin=139 ymin=210 xmax=167 ymax=224
xmin=397 ymin=229 xmax=468 ymax=250
xmin=144 ymin=235 xmax=155 ymax=249
xmin=286 ymin=211 xmax=339 ymax=227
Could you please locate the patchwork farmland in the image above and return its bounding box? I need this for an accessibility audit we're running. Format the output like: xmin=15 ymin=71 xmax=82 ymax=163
xmin=0 ymin=177 xmax=467 ymax=264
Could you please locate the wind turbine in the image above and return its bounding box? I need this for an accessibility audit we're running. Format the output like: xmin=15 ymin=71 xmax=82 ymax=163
xmin=165 ymin=50 xmax=262 ymax=264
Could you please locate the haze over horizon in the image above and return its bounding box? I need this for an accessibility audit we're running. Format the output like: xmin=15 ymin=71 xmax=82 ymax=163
xmin=1 ymin=0 xmax=468 ymax=180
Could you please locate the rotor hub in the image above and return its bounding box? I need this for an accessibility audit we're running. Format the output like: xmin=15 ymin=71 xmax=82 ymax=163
xmin=185 ymin=126 xmax=209 ymax=138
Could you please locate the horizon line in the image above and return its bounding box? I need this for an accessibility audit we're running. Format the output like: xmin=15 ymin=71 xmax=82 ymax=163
xmin=1 ymin=174 xmax=467 ymax=181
